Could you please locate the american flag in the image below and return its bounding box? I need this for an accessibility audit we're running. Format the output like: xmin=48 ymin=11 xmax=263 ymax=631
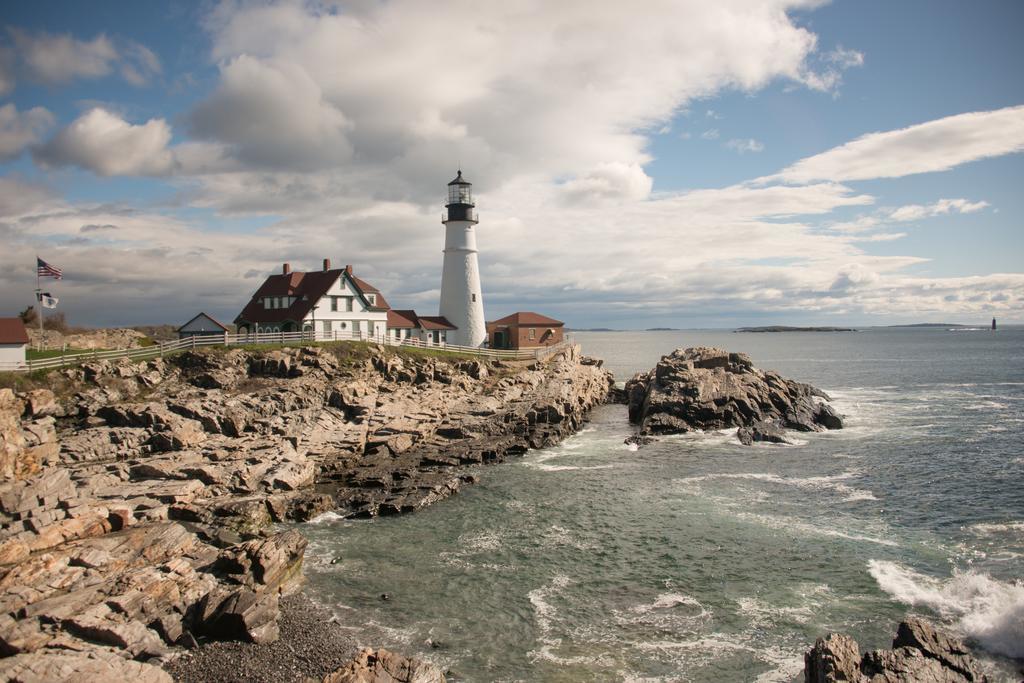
xmin=37 ymin=257 xmax=63 ymax=280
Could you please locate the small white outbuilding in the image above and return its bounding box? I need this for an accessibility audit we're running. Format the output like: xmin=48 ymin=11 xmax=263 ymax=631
xmin=0 ymin=318 xmax=29 ymax=371
xmin=177 ymin=312 xmax=230 ymax=340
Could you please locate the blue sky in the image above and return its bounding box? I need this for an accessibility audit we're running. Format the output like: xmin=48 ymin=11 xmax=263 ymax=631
xmin=1 ymin=0 xmax=1022 ymax=328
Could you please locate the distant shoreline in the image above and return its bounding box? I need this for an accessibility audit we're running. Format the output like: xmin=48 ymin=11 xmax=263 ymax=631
xmin=734 ymin=326 xmax=856 ymax=333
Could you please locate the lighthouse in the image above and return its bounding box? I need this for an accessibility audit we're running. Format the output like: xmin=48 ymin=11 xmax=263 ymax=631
xmin=439 ymin=170 xmax=486 ymax=347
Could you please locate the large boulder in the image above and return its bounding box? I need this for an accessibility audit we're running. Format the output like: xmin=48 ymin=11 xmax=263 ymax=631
xmin=323 ymin=648 xmax=446 ymax=683
xmin=804 ymin=618 xmax=989 ymax=682
xmin=625 ymin=347 xmax=843 ymax=443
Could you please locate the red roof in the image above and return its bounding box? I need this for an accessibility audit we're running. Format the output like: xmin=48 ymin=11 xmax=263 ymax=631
xmin=236 ymin=267 xmax=389 ymax=325
xmin=387 ymin=309 xmax=420 ymax=329
xmin=386 ymin=309 xmax=456 ymax=330
xmin=418 ymin=316 xmax=456 ymax=330
xmin=0 ymin=318 xmax=29 ymax=344
xmin=489 ymin=312 xmax=564 ymax=327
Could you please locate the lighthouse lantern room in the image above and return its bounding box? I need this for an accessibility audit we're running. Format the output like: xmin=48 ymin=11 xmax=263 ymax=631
xmin=439 ymin=170 xmax=486 ymax=347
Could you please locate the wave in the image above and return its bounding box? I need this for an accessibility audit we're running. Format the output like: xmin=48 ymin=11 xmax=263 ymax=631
xmin=542 ymin=524 xmax=597 ymax=551
xmin=676 ymin=470 xmax=877 ymax=503
xmin=308 ymin=510 xmax=347 ymax=525
xmin=969 ymin=521 xmax=1024 ymax=535
xmin=868 ymin=560 xmax=1024 ymax=659
xmin=737 ymin=512 xmax=897 ymax=547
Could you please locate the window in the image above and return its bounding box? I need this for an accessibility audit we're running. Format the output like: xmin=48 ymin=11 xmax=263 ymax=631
xmin=263 ymin=297 xmax=271 ymax=309
xmin=322 ymin=320 xmax=331 ymax=333
xmin=368 ymin=321 xmax=375 ymax=335
xmin=367 ymin=294 xmax=376 ymax=305
xmin=471 ymin=293 xmax=476 ymax=302
xmin=529 ymin=328 xmax=536 ymax=340
xmin=330 ymin=297 xmax=338 ymax=312
xmin=344 ymin=297 xmax=354 ymax=312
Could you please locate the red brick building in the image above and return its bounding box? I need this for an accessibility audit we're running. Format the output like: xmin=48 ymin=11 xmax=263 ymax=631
xmin=487 ymin=312 xmax=564 ymax=350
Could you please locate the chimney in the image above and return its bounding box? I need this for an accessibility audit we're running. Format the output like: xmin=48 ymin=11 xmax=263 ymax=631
xmin=323 ymin=258 xmax=331 ymax=272
xmin=345 ymin=264 xmax=353 ymax=275
xmin=282 ymin=263 xmax=291 ymax=275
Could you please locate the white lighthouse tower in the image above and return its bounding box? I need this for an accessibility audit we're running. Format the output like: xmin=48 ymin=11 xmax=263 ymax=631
xmin=439 ymin=170 xmax=486 ymax=347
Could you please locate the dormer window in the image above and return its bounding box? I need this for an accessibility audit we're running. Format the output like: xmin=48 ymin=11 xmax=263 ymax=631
xmin=367 ymin=294 xmax=376 ymax=305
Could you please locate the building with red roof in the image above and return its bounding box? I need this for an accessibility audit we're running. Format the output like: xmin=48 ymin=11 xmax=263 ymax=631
xmin=236 ymin=260 xmax=457 ymax=345
xmin=487 ymin=312 xmax=564 ymax=350
xmin=0 ymin=317 xmax=29 ymax=370
xmin=386 ymin=310 xmax=456 ymax=345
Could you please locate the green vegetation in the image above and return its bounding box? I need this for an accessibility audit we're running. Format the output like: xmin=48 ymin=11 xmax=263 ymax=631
xmin=0 ymin=368 xmax=71 ymax=395
xmin=26 ymin=348 xmax=99 ymax=361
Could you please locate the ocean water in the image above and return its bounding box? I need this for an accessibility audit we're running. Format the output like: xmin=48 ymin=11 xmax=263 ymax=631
xmin=300 ymin=327 xmax=1024 ymax=682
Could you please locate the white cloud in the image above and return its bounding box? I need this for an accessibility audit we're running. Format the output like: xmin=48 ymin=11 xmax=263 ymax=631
xmin=887 ymin=198 xmax=988 ymax=222
xmin=188 ymin=56 xmax=352 ymax=170
xmin=2 ymin=28 xmax=162 ymax=91
xmin=0 ymin=104 xmax=54 ymax=161
xmin=828 ymin=197 xmax=989 ymax=234
xmin=560 ymin=162 xmax=653 ymax=203
xmin=726 ymin=138 xmax=764 ymax=154
xmin=10 ymin=29 xmax=118 ymax=85
xmin=119 ymin=41 xmax=163 ymax=87
xmin=183 ymin=0 xmax=830 ymax=195
xmin=701 ymin=129 xmax=720 ymax=140
xmin=774 ymin=105 xmax=1024 ymax=183
xmin=826 ymin=46 xmax=864 ymax=69
xmin=33 ymin=108 xmax=175 ymax=176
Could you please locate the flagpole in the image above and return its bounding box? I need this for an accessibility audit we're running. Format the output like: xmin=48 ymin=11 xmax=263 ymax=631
xmin=36 ymin=256 xmax=43 ymax=351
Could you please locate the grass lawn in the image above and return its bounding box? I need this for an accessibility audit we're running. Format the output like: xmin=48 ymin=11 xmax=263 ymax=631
xmin=26 ymin=347 xmax=104 ymax=361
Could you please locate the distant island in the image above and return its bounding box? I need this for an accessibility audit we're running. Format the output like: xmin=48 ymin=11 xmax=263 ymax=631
xmin=645 ymin=327 xmax=680 ymax=331
xmin=734 ymin=326 xmax=856 ymax=333
xmin=885 ymin=323 xmax=969 ymax=328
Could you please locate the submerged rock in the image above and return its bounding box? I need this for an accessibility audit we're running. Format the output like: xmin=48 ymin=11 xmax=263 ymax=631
xmin=625 ymin=346 xmax=843 ymax=444
xmin=804 ymin=617 xmax=989 ymax=682
xmin=736 ymin=420 xmax=792 ymax=446
xmin=322 ymin=647 xmax=446 ymax=683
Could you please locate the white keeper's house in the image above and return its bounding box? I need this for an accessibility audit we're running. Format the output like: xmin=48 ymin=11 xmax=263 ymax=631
xmin=234 ymin=260 xmax=455 ymax=344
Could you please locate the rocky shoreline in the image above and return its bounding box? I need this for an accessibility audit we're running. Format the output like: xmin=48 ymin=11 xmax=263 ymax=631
xmin=0 ymin=341 xmax=612 ymax=680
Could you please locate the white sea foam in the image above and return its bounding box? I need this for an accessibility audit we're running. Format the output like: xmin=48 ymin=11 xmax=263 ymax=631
xmin=527 ymin=574 xmax=573 ymax=639
xmin=752 ymin=646 xmax=806 ymax=683
xmin=868 ymin=559 xmax=1024 ymax=658
xmin=523 ymin=446 xmax=616 ymax=472
xmin=737 ymin=512 xmax=897 ymax=547
xmin=969 ymin=521 xmax=1024 ymax=535
xmin=735 ymin=597 xmax=813 ymax=627
xmin=542 ymin=525 xmax=597 ymax=551
xmin=308 ymin=510 xmax=347 ymax=525
xmin=676 ymin=470 xmax=877 ymax=502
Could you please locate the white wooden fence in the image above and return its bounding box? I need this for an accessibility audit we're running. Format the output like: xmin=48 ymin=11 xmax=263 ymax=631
xmin=1 ymin=330 xmax=575 ymax=374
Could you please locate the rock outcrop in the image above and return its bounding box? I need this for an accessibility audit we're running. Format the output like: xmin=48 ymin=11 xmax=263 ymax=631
xmin=0 ymin=341 xmax=611 ymax=678
xmin=28 ymin=327 xmax=149 ymax=351
xmin=804 ymin=618 xmax=990 ymax=682
xmin=625 ymin=346 xmax=843 ymax=443
xmin=323 ymin=648 xmax=446 ymax=683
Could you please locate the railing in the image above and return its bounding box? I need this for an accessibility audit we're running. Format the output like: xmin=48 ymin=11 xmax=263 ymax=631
xmin=1 ymin=331 xmax=576 ymax=374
